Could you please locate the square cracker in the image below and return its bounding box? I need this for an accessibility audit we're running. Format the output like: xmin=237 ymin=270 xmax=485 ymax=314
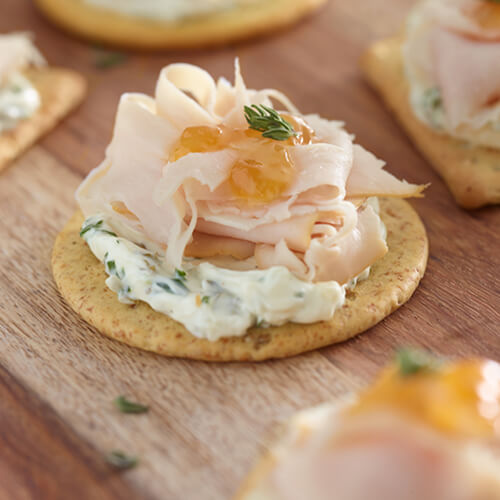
xmin=361 ymin=36 xmax=500 ymax=209
xmin=0 ymin=67 xmax=86 ymax=172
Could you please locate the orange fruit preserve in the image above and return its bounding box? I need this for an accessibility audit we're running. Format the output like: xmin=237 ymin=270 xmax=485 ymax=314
xmin=169 ymin=115 xmax=315 ymax=204
xmin=467 ymin=2 xmax=500 ymax=30
xmin=349 ymin=359 xmax=500 ymax=439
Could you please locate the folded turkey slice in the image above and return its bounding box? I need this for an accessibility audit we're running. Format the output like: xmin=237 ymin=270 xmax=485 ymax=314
xmin=77 ymin=61 xmax=423 ymax=284
xmin=432 ymin=27 xmax=500 ymax=130
xmin=404 ymin=0 xmax=500 ymax=132
xmin=239 ymin=357 xmax=500 ymax=500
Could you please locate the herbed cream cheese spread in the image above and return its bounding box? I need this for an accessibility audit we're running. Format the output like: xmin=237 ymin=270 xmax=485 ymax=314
xmin=83 ymin=0 xmax=257 ymax=22
xmin=0 ymin=72 xmax=41 ymax=133
xmin=0 ymin=33 xmax=45 ymax=134
xmin=80 ymin=199 xmax=384 ymax=341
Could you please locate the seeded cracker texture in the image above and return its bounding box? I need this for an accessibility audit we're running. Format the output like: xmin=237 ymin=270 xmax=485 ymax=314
xmin=34 ymin=0 xmax=327 ymax=50
xmin=361 ymin=36 xmax=500 ymax=209
xmin=51 ymin=198 xmax=428 ymax=362
xmin=0 ymin=67 xmax=86 ymax=173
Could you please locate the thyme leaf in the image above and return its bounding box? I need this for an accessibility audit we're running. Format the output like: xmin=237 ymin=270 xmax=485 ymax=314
xmin=80 ymin=220 xmax=103 ymax=237
xmin=106 ymin=450 xmax=138 ymax=469
xmin=80 ymin=220 xmax=117 ymax=238
xmin=172 ymin=269 xmax=189 ymax=292
xmin=174 ymin=269 xmax=186 ymax=281
xmin=244 ymin=104 xmax=297 ymax=141
xmin=106 ymin=260 xmax=116 ymax=274
xmin=396 ymin=348 xmax=438 ymax=377
xmin=156 ymin=282 xmax=174 ymax=294
xmin=114 ymin=395 xmax=149 ymax=414
xmin=101 ymin=229 xmax=118 ymax=237
xmin=94 ymin=50 xmax=128 ymax=69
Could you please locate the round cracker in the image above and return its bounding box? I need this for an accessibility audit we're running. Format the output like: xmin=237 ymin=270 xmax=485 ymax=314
xmin=51 ymin=198 xmax=428 ymax=362
xmin=34 ymin=0 xmax=327 ymax=50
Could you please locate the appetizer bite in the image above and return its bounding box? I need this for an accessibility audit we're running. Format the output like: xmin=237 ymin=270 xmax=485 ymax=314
xmin=362 ymin=0 xmax=500 ymax=209
xmin=52 ymin=61 xmax=428 ymax=361
xmin=237 ymin=351 xmax=500 ymax=499
xmin=34 ymin=0 xmax=327 ymax=50
xmin=0 ymin=33 xmax=86 ymax=172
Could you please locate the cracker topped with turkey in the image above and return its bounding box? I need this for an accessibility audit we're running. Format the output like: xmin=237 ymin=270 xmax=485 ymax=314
xmin=362 ymin=0 xmax=500 ymax=208
xmin=52 ymin=61 xmax=428 ymax=361
xmin=236 ymin=352 xmax=500 ymax=499
xmin=0 ymin=33 xmax=86 ymax=172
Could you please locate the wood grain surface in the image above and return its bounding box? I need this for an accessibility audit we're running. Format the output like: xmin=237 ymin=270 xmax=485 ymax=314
xmin=0 ymin=1 xmax=498 ymax=499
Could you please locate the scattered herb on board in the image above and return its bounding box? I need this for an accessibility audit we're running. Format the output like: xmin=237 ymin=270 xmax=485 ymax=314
xmin=94 ymin=50 xmax=128 ymax=70
xmin=396 ymin=348 xmax=438 ymax=377
xmin=244 ymin=104 xmax=297 ymax=141
xmin=114 ymin=395 xmax=149 ymax=414
xmin=106 ymin=450 xmax=138 ymax=469
xmin=201 ymin=295 xmax=210 ymax=304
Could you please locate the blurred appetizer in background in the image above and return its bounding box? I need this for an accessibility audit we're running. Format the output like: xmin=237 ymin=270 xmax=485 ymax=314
xmin=237 ymin=351 xmax=500 ymax=499
xmin=0 ymin=33 xmax=86 ymax=172
xmin=52 ymin=61 xmax=428 ymax=362
xmin=362 ymin=0 xmax=500 ymax=209
xmin=34 ymin=0 xmax=328 ymax=50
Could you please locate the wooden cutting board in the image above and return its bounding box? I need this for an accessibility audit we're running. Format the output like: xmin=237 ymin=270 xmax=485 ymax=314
xmin=0 ymin=1 xmax=498 ymax=498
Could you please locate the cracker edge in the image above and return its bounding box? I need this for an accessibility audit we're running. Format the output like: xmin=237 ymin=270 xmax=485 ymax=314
xmin=361 ymin=36 xmax=500 ymax=209
xmin=51 ymin=198 xmax=428 ymax=362
xmin=0 ymin=67 xmax=87 ymax=172
xmin=34 ymin=0 xmax=327 ymax=50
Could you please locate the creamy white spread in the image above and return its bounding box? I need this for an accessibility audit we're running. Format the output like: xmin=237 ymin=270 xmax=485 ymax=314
xmin=83 ymin=0 xmax=257 ymax=22
xmin=0 ymin=33 xmax=44 ymax=133
xmin=80 ymin=199 xmax=385 ymax=341
xmin=0 ymin=72 xmax=40 ymax=133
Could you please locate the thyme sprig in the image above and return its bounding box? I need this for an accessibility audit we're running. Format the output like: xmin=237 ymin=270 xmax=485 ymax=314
xmin=244 ymin=104 xmax=297 ymax=141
